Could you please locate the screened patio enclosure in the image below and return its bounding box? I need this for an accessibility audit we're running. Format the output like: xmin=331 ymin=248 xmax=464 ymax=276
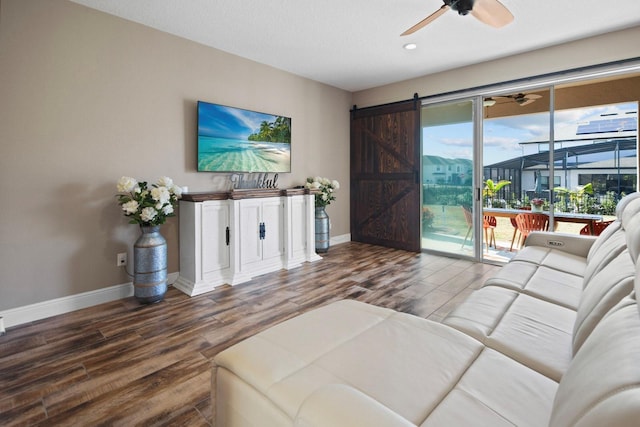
xmin=484 ymin=136 xmax=637 ymax=207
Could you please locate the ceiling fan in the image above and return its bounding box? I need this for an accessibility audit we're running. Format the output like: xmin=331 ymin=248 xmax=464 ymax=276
xmin=485 ymin=93 xmax=543 ymax=107
xmin=502 ymin=93 xmax=543 ymax=106
xmin=401 ymin=0 xmax=514 ymax=36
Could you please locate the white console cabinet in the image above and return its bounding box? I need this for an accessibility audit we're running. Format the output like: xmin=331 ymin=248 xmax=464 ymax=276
xmin=175 ymin=189 xmax=321 ymax=296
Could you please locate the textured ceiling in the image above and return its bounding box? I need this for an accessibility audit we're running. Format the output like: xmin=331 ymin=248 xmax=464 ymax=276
xmin=69 ymin=0 xmax=640 ymax=92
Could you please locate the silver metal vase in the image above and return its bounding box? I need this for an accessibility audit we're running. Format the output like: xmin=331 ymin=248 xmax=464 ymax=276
xmin=133 ymin=225 xmax=167 ymax=303
xmin=315 ymin=206 xmax=330 ymax=253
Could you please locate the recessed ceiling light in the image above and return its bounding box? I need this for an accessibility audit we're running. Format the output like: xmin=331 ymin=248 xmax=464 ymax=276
xmin=403 ymin=43 xmax=417 ymax=50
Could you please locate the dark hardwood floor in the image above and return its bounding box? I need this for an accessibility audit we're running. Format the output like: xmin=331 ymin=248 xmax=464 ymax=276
xmin=0 ymin=242 xmax=500 ymax=426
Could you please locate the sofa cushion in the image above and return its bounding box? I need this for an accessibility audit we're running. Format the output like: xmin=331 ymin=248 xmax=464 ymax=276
xmin=442 ymin=286 xmax=576 ymax=381
xmin=486 ymin=294 xmax=575 ymax=381
xmin=509 ymin=246 xmax=587 ymax=277
xmin=215 ymin=300 xmax=394 ymax=395
xmin=614 ymin=191 xmax=640 ymax=217
xmin=215 ymin=300 xmax=485 ymax=425
xmin=580 ymin=193 xmax=640 ymax=269
xmin=484 ymin=261 xmax=583 ymax=309
xmin=421 ymin=348 xmax=557 ymax=427
xmin=440 ymin=286 xmax=518 ymax=339
xmin=550 ymin=297 xmax=640 ymax=427
xmin=552 ymin=214 xmax=640 ymax=426
xmin=620 ymin=196 xmax=640 ymax=227
xmin=295 ymin=384 xmax=415 ymax=427
xmin=216 ymin=367 xmax=293 ymax=427
xmin=623 ymin=212 xmax=640 ymax=263
xmin=572 ymin=248 xmax=635 ymax=354
xmin=582 ymin=227 xmax=627 ymax=285
xmin=570 ymin=212 xmax=640 ymax=354
xmin=585 ymin=220 xmax=621 ymax=264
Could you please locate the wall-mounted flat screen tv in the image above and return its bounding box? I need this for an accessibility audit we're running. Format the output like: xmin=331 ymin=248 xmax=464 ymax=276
xmin=197 ymin=101 xmax=291 ymax=173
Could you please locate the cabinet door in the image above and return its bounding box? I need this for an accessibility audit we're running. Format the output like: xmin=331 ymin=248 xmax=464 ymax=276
xmin=262 ymin=198 xmax=284 ymax=262
xmin=239 ymin=199 xmax=263 ymax=267
xmin=201 ymin=202 xmax=230 ymax=274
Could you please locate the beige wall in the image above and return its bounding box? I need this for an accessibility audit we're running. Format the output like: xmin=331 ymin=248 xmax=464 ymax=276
xmin=353 ymin=26 xmax=640 ymax=108
xmin=0 ymin=0 xmax=352 ymax=310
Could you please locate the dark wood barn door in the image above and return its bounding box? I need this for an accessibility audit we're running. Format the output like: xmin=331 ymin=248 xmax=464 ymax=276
xmin=350 ymin=100 xmax=421 ymax=252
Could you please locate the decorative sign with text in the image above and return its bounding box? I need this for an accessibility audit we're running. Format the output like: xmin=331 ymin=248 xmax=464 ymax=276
xmin=230 ymin=173 xmax=279 ymax=190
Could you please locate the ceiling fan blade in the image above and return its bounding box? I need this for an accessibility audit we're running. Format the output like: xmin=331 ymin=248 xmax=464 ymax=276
xmin=401 ymin=5 xmax=449 ymax=36
xmin=519 ymin=98 xmax=537 ymax=106
xmin=470 ymin=0 xmax=514 ymax=28
xmin=525 ymin=94 xmax=543 ymax=100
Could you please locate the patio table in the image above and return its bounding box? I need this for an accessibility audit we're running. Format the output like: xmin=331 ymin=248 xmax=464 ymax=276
xmin=483 ymin=208 xmax=603 ymax=235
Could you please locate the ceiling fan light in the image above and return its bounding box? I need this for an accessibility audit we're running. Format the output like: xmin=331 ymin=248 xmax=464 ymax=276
xmin=483 ymin=98 xmax=496 ymax=107
xmin=403 ymin=43 xmax=417 ymax=50
xmin=447 ymin=0 xmax=474 ymax=15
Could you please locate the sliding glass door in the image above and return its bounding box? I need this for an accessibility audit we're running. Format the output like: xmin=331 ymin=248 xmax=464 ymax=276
xmin=551 ymin=78 xmax=637 ymax=234
xmin=482 ymin=88 xmax=552 ymax=262
xmin=421 ymin=100 xmax=477 ymax=258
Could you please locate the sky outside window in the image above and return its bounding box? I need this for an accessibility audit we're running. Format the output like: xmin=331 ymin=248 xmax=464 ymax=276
xmin=423 ymin=102 xmax=637 ymax=166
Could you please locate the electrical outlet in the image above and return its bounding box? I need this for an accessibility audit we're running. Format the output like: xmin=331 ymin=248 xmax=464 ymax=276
xmin=117 ymin=252 xmax=127 ymax=267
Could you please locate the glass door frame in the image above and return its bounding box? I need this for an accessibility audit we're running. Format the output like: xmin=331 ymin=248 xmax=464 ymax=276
xmin=472 ymin=95 xmax=484 ymax=261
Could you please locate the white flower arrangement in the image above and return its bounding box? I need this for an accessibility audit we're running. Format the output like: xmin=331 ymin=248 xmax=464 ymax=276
xmin=305 ymin=176 xmax=340 ymax=208
xmin=116 ymin=176 xmax=182 ymax=226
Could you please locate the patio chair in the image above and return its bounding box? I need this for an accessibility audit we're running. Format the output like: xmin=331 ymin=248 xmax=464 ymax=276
xmin=461 ymin=206 xmax=473 ymax=249
xmin=484 ymin=215 xmax=497 ymax=251
xmin=461 ymin=206 xmax=497 ymax=252
xmin=579 ymin=219 xmax=614 ymax=236
xmin=509 ymin=206 xmax=531 ymax=251
xmin=514 ymin=212 xmax=549 ymax=249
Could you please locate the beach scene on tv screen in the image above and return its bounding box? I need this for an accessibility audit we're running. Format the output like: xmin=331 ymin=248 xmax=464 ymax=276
xmin=198 ymin=102 xmax=291 ymax=172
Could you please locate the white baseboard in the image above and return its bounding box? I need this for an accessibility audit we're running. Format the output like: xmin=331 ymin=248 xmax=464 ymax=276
xmin=0 ymin=272 xmax=179 ymax=329
xmin=331 ymin=233 xmax=351 ymax=246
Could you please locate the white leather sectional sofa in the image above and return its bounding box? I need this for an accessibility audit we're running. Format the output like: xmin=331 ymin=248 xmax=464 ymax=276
xmin=213 ymin=192 xmax=640 ymax=426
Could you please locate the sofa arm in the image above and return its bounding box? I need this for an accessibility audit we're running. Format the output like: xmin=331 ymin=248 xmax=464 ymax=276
xmin=524 ymin=231 xmax=597 ymax=258
xmin=294 ymin=384 xmax=415 ymax=427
